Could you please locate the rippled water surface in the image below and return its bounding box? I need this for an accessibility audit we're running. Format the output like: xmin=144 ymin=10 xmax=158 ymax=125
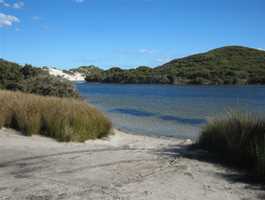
xmin=76 ymin=82 xmax=265 ymax=139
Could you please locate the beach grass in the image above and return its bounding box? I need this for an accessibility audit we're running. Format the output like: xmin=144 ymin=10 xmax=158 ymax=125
xmin=198 ymin=111 xmax=265 ymax=178
xmin=0 ymin=90 xmax=111 ymax=142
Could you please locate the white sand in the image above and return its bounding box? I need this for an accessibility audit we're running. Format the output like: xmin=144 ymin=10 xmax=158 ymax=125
xmin=45 ymin=68 xmax=85 ymax=81
xmin=0 ymin=128 xmax=264 ymax=200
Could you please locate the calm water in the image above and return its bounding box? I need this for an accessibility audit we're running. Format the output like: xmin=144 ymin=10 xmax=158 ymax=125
xmin=76 ymin=82 xmax=265 ymax=140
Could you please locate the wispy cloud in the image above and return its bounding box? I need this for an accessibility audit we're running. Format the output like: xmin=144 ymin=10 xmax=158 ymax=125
xmin=13 ymin=1 xmax=24 ymax=9
xmin=0 ymin=13 xmax=19 ymax=27
xmin=0 ymin=0 xmax=10 ymax=7
xmin=257 ymin=48 xmax=265 ymax=51
xmin=74 ymin=0 xmax=85 ymax=3
xmin=156 ymin=58 xmax=165 ymax=63
xmin=155 ymin=57 xmax=173 ymax=64
xmin=0 ymin=0 xmax=24 ymax=9
xmin=41 ymin=25 xmax=49 ymax=31
xmin=32 ymin=16 xmax=41 ymax=21
xmin=138 ymin=49 xmax=154 ymax=54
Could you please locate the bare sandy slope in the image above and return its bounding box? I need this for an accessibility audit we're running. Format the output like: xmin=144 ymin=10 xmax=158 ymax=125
xmin=0 ymin=128 xmax=264 ymax=200
xmin=45 ymin=68 xmax=85 ymax=81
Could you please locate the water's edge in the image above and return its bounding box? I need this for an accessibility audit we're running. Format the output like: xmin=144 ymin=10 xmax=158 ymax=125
xmin=76 ymin=83 xmax=265 ymax=140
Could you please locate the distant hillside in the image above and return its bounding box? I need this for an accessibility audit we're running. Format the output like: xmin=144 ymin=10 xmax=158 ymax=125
xmin=84 ymin=46 xmax=265 ymax=85
xmin=157 ymin=46 xmax=265 ymax=84
xmin=84 ymin=66 xmax=171 ymax=84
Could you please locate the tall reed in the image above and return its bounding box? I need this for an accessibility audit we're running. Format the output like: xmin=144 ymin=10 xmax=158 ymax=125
xmin=0 ymin=90 xmax=111 ymax=142
xmin=198 ymin=111 xmax=265 ymax=178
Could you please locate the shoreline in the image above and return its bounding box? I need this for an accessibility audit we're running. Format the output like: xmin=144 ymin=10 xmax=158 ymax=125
xmin=112 ymin=128 xmax=194 ymax=142
xmin=0 ymin=128 xmax=264 ymax=199
xmin=85 ymin=128 xmax=193 ymax=149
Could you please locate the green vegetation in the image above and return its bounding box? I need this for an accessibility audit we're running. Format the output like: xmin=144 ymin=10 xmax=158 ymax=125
xmin=198 ymin=112 xmax=265 ymax=178
xmin=0 ymin=60 xmax=111 ymax=142
xmin=85 ymin=46 xmax=265 ymax=85
xmin=0 ymin=59 xmax=79 ymax=98
xmin=21 ymin=75 xmax=79 ymax=98
xmin=71 ymin=65 xmax=103 ymax=76
xmin=85 ymin=66 xmax=172 ymax=84
xmin=158 ymin=46 xmax=265 ymax=85
xmin=0 ymin=90 xmax=111 ymax=142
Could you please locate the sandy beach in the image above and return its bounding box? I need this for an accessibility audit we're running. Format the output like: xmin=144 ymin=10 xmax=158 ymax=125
xmin=0 ymin=128 xmax=264 ymax=200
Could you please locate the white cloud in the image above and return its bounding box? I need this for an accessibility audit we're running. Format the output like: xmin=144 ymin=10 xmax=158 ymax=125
xmin=0 ymin=0 xmax=24 ymax=9
xmin=0 ymin=13 xmax=19 ymax=27
xmin=0 ymin=0 xmax=10 ymax=7
xmin=13 ymin=1 xmax=24 ymax=9
xmin=74 ymin=0 xmax=85 ymax=3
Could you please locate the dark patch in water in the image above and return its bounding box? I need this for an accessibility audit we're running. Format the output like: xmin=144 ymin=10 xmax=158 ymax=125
xmin=109 ymin=108 xmax=155 ymax=117
xmin=160 ymin=115 xmax=207 ymax=125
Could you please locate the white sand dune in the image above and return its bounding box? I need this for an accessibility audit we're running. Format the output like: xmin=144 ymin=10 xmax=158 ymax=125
xmin=0 ymin=128 xmax=264 ymax=200
xmin=45 ymin=68 xmax=85 ymax=81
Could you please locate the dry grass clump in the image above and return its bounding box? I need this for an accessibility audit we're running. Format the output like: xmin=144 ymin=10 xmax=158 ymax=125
xmin=0 ymin=90 xmax=111 ymax=142
xmin=198 ymin=111 xmax=265 ymax=178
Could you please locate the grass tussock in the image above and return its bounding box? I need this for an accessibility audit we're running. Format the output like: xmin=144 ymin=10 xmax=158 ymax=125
xmin=198 ymin=111 xmax=265 ymax=178
xmin=0 ymin=90 xmax=111 ymax=142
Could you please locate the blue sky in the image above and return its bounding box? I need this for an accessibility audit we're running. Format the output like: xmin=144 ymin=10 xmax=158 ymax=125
xmin=0 ymin=0 xmax=265 ymax=69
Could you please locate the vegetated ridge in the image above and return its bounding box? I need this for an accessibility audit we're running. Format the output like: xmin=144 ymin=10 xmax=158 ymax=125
xmin=84 ymin=46 xmax=265 ymax=85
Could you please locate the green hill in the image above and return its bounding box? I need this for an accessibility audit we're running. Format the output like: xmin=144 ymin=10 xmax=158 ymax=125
xmin=157 ymin=46 xmax=265 ymax=84
xmin=85 ymin=46 xmax=265 ymax=85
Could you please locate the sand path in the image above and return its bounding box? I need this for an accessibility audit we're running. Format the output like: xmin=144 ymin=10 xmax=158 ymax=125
xmin=0 ymin=128 xmax=264 ymax=200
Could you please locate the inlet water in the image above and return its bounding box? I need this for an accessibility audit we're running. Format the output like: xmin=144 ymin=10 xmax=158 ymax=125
xmin=76 ymin=83 xmax=265 ymax=140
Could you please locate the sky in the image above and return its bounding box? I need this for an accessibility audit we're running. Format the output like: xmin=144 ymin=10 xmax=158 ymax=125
xmin=0 ymin=0 xmax=265 ymax=69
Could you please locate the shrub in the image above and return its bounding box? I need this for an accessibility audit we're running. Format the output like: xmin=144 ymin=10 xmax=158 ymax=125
xmin=0 ymin=60 xmax=23 ymax=86
xmin=198 ymin=111 xmax=265 ymax=178
xmin=20 ymin=64 xmax=48 ymax=79
xmin=0 ymin=90 xmax=111 ymax=142
xmin=21 ymin=75 xmax=80 ymax=98
xmin=0 ymin=60 xmax=79 ymax=98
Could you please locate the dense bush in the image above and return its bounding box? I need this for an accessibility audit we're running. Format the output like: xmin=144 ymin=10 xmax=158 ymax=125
xmin=0 ymin=60 xmax=79 ymax=98
xmin=85 ymin=66 xmax=172 ymax=84
xmin=21 ymin=75 xmax=79 ymax=98
xmin=198 ymin=112 xmax=265 ymax=178
xmin=0 ymin=90 xmax=111 ymax=142
xmin=0 ymin=60 xmax=23 ymax=88
xmin=20 ymin=64 xmax=47 ymax=79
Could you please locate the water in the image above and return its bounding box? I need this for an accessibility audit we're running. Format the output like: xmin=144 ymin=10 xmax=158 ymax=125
xmin=76 ymin=82 xmax=265 ymax=140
